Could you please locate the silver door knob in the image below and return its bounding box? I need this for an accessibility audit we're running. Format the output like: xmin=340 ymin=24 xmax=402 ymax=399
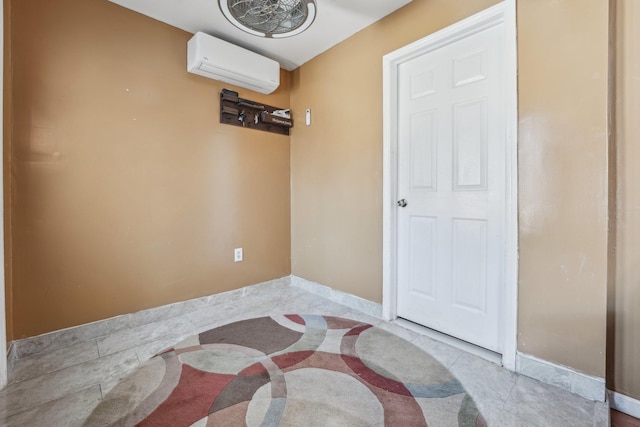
xmin=397 ymin=199 xmax=407 ymax=208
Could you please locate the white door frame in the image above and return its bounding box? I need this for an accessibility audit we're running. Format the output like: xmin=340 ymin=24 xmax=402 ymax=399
xmin=382 ymin=0 xmax=518 ymax=370
xmin=0 ymin=0 xmax=7 ymax=387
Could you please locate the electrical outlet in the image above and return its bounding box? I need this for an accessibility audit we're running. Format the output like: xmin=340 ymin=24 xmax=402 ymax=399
xmin=234 ymin=248 xmax=243 ymax=262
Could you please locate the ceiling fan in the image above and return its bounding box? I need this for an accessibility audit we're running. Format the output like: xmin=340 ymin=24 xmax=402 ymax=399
xmin=219 ymin=0 xmax=317 ymax=38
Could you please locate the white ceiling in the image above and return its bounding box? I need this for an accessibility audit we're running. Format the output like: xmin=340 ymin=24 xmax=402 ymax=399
xmin=108 ymin=0 xmax=413 ymax=70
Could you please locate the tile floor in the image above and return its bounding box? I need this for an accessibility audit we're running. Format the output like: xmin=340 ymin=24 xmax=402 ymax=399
xmin=0 ymin=282 xmax=609 ymax=426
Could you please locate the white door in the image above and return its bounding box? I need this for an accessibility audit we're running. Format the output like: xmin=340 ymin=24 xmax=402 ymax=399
xmin=396 ymin=22 xmax=506 ymax=353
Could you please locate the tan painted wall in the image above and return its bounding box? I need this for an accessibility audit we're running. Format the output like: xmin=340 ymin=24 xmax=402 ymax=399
xmin=610 ymin=0 xmax=640 ymax=400
xmin=7 ymin=0 xmax=292 ymax=339
xmin=291 ymin=0 xmax=609 ymax=377
xmin=516 ymin=0 xmax=609 ymax=377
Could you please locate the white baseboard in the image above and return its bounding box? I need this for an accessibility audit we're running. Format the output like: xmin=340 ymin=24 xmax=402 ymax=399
xmin=290 ymin=275 xmax=383 ymax=319
xmin=609 ymin=390 xmax=640 ymax=419
xmin=516 ymin=353 xmax=606 ymax=402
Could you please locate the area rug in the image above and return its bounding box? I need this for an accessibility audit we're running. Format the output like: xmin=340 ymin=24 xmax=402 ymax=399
xmin=84 ymin=314 xmax=486 ymax=426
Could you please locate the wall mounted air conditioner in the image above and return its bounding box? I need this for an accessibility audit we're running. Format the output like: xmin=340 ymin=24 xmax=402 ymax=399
xmin=187 ymin=32 xmax=280 ymax=95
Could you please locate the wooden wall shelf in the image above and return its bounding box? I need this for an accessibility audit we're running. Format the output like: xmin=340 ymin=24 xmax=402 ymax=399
xmin=220 ymin=89 xmax=293 ymax=135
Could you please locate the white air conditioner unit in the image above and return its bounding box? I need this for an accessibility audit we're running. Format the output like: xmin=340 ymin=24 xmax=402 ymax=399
xmin=187 ymin=32 xmax=280 ymax=95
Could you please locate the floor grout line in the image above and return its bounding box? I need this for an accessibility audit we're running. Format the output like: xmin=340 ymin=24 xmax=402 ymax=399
xmin=448 ymin=351 xmax=463 ymax=369
xmin=504 ymin=374 xmax=519 ymax=403
xmin=98 ymin=382 xmax=106 ymax=400
xmin=3 ymin=384 xmax=101 ymax=421
xmin=8 ymin=339 xmax=101 ymax=385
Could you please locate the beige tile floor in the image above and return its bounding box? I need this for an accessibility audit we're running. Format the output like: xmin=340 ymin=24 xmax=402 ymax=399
xmin=0 ymin=282 xmax=609 ymax=426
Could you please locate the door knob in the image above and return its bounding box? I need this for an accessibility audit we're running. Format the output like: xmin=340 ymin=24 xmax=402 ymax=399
xmin=397 ymin=199 xmax=407 ymax=208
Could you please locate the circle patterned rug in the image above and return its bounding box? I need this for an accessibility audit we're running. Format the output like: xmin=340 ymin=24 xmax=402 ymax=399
xmin=85 ymin=315 xmax=486 ymax=426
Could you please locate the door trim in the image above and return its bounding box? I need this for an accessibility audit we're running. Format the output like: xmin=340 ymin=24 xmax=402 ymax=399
xmin=382 ymin=0 xmax=518 ymax=370
xmin=1 ymin=0 xmax=7 ymax=387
